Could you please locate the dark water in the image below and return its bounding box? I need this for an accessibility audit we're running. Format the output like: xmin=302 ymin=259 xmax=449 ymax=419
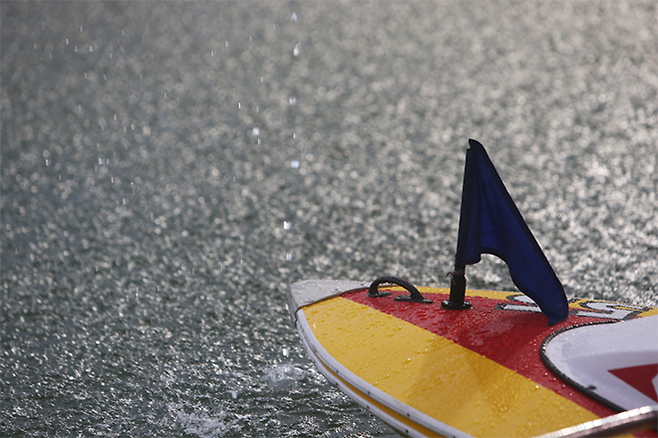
xmin=1 ymin=1 xmax=656 ymax=436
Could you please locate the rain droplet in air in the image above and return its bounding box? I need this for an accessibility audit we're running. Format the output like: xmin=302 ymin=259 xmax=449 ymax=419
xmin=290 ymin=12 xmax=298 ymax=21
xmin=289 ymin=96 xmax=297 ymax=105
xmin=293 ymin=42 xmax=300 ymax=58
xmin=290 ymin=160 xmax=300 ymax=169
xmin=252 ymin=127 xmax=260 ymax=136
xmin=283 ymin=221 xmax=292 ymax=230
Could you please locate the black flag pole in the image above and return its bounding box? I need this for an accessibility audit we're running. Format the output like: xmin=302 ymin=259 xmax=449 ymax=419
xmin=442 ymin=266 xmax=471 ymax=310
xmin=442 ymin=140 xmax=476 ymax=311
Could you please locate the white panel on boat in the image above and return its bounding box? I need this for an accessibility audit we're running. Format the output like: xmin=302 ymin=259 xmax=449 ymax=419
xmin=543 ymin=315 xmax=658 ymax=411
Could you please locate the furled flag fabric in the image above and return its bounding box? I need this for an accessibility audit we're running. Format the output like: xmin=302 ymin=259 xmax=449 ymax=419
xmin=454 ymin=139 xmax=569 ymax=324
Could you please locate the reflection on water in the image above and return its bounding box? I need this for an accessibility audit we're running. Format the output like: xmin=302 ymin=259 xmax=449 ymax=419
xmin=1 ymin=1 xmax=656 ymax=436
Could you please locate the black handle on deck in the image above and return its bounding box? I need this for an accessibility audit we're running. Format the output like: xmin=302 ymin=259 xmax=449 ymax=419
xmin=368 ymin=276 xmax=433 ymax=303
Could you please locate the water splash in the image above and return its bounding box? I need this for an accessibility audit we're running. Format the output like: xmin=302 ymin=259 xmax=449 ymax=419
xmin=169 ymin=404 xmax=244 ymax=438
xmin=262 ymin=364 xmax=304 ymax=387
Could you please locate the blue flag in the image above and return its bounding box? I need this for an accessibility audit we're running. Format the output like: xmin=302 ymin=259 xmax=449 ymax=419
xmin=454 ymin=139 xmax=569 ymax=324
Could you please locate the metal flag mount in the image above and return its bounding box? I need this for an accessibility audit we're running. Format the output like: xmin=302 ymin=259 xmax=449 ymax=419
xmin=443 ymin=139 xmax=569 ymax=325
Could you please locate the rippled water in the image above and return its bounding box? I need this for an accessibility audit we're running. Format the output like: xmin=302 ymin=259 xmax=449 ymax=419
xmin=1 ymin=1 xmax=656 ymax=436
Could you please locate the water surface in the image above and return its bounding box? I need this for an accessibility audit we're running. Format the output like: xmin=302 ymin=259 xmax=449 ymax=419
xmin=1 ymin=1 xmax=657 ymax=436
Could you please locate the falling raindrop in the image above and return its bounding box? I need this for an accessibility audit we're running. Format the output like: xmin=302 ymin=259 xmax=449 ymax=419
xmin=289 ymin=96 xmax=297 ymax=105
xmin=293 ymin=42 xmax=300 ymax=58
xmin=292 ymin=132 xmax=298 ymax=139
xmin=252 ymin=127 xmax=260 ymax=136
xmin=210 ymin=49 xmax=215 ymax=56
xmin=283 ymin=221 xmax=292 ymax=230
xmin=237 ymin=102 xmax=242 ymax=109
xmin=290 ymin=12 xmax=298 ymax=21
xmin=285 ymin=252 xmax=293 ymax=261
xmin=290 ymin=160 xmax=300 ymax=169
xmin=45 ymin=159 xmax=51 ymax=167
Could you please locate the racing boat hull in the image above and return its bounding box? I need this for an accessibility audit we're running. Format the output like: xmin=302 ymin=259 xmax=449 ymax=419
xmin=289 ymin=280 xmax=658 ymax=437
